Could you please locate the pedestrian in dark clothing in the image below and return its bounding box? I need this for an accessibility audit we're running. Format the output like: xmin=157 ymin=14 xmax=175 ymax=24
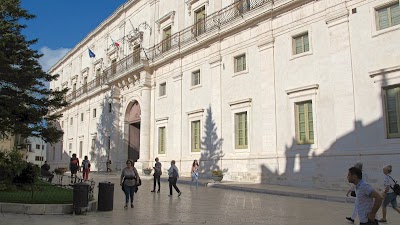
xmin=151 ymin=157 xmax=162 ymax=193
xmin=167 ymin=160 xmax=181 ymax=197
xmin=70 ymin=153 xmax=80 ymax=184
xmin=40 ymin=161 xmax=54 ymax=183
xmin=106 ymin=159 xmax=112 ymax=172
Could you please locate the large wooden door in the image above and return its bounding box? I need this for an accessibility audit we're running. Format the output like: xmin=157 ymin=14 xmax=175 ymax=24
xmin=128 ymin=122 xmax=140 ymax=162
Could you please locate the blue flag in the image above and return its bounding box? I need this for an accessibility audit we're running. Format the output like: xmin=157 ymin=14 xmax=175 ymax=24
xmin=88 ymin=48 xmax=96 ymax=58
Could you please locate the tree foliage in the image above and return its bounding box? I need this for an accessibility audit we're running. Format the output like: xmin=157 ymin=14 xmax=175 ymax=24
xmin=0 ymin=0 xmax=68 ymax=143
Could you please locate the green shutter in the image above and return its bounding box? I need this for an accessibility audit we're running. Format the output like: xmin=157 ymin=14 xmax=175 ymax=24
xmin=386 ymin=87 xmax=400 ymax=138
xmin=296 ymin=101 xmax=314 ymax=144
xmin=159 ymin=127 xmax=165 ymax=154
xmin=303 ymin=34 xmax=309 ymax=52
xmin=391 ymin=3 xmax=400 ymax=26
xmin=378 ymin=7 xmax=390 ymax=30
xmin=235 ymin=112 xmax=248 ymax=149
xmin=295 ymin=37 xmax=303 ymax=54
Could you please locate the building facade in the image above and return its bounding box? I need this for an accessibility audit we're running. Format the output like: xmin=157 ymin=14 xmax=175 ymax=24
xmin=48 ymin=0 xmax=400 ymax=190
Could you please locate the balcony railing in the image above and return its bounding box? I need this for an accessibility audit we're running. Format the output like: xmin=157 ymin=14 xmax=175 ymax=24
xmin=148 ymin=0 xmax=270 ymax=59
xmin=64 ymin=0 xmax=270 ymax=103
xmin=65 ymin=48 xmax=142 ymax=102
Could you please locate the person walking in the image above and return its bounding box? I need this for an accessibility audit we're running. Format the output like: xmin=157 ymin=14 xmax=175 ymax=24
xmin=120 ymin=159 xmax=140 ymax=209
xmin=151 ymin=157 xmax=162 ymax=193
xmin=346 ymin=162 xmax=366 ymax=223
xmin=40 ymin=161 xmax=54 ymax=183
xmin=69 ymin=153 xmax=80 ymax=184
xmin=347 ymin=166 xmax=383 ymax=225
xmin=168 ymin=160 xmax=181 ymax=197
xmin=81 ymin=156 xmax=91 ymax=181
xmin=106 ymin=159 xmax=112 ymax=172
xmin=379 ymin=165 xmax=400 ymax=223
xmin=190 ymin=159 xmax=199 ymax=188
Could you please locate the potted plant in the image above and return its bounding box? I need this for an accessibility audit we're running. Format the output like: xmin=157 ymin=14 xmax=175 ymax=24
xmin=211 ymin=169 xmax=224 ymax=182
xmin=143 ymin=167 xmax=152 ymax=176
xmin=54 ymin=167 xmax=67 ymax=175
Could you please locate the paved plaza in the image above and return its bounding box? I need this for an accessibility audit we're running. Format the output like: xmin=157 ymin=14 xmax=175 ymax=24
xmin=1 ymin=173 xmax=399 ymax=225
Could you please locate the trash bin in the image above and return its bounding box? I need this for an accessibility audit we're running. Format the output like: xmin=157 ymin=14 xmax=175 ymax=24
xmin=98 ymin=181 xmax=114 ymax=211
xmin=73 ymin=182 xmax=89 ymax=215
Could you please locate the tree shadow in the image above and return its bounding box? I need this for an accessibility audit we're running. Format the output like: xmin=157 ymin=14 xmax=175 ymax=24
xmin=199 ymin=106 xmax=226 ymax=179
xmin=91 ymin=88 xmax=122 ymax=171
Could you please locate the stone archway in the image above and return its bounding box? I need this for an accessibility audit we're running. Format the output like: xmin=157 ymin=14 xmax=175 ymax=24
xmin=125 ymin=101 xmax=141 ymax=162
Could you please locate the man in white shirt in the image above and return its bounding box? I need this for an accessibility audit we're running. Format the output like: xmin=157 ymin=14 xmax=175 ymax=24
xmin=347 ymin=166 xmax=383 ymax=225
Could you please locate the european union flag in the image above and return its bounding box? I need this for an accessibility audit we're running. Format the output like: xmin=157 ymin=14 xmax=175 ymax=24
xmin=88 ymin=48 xmax=96 ymax=58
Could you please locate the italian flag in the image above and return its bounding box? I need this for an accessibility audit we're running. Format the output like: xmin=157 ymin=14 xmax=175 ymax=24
xmin=111 ymin=37 xmax=120 ymax=48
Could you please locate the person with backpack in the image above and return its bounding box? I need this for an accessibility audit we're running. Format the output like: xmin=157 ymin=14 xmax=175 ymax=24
xmin=70 ymin=153 xmax=80 ymax=184
xmin=151 ymin=157 xmax=162 ymax=193
xmin=167 ymin=160 xmax=181 ymax=197
xmin=81 ymin=155 xmax=91 ymax=181
xmin=379 ymin=165 xmax=400 ymax=223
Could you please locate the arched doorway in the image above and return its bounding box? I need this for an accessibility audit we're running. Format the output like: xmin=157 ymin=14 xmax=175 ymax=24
xmin=125 ymin=101 xmax=141 ymax=162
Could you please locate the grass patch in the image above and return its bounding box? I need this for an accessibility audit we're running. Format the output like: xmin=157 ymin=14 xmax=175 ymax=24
xmin=0 ymin=180 xmax=73 ymax=204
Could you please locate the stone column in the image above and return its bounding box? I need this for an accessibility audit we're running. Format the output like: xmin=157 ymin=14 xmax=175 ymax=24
xmin=137 ymin=71 xmax=152 ymax=169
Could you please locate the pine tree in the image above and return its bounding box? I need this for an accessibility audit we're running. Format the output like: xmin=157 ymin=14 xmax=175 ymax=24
xmin=0 ymin=0 xmax=68 ymax=143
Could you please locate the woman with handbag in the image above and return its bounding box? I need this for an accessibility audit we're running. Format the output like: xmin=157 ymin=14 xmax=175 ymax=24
xmin=120 ymin=159 xmax=140 ymax=209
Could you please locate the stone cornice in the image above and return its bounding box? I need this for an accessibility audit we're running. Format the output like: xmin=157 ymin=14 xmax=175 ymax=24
xmin=155 ymin=11 xmax=176 ymax=31
xmin=325 ymin=9 xmax=349 ymax=28
xmin=285 ymin=84 xmax=319 ymax=95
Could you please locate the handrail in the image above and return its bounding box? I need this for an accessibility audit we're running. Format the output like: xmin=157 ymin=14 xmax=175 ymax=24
xmin=64 ymin=0 xmax=271 ymax=103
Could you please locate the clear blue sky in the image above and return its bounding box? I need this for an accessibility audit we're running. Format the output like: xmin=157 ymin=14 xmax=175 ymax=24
xmin=21 ymin=0 xmax=127 ymax=71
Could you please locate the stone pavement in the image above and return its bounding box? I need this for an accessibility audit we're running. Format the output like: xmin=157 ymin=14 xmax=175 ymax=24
xmin=1 ymin=172 xmax=399 ymax=225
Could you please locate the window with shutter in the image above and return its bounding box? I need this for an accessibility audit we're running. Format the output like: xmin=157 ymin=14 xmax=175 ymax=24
xmin=192 ymin=70 xmax=201 ymax=86
xmin=296 ymin=101 xmax=314 ymax=144
xmin=376 ymin=2 xmax=400 ymax=30
xmin=293 ymin=33 xmax=309 ymax=55
xmin=191 ymin=120 xmax=201 ymax=152
xmin=158 ymin=127 xmax=166 ymax=154
xmin=235 ymin=112 xmax=248 ymax=149
xmin=384 ymin=86 xmax=400 ymax=138
xmin=234 ymin=54 xmax=246 ymax=73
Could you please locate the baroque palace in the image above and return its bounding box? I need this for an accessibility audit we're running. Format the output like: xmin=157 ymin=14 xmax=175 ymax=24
xmin=49 ymin=0 xmax=400 ymax=190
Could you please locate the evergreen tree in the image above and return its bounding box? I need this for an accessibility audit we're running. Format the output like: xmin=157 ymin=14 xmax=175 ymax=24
xmin=0 ymin=0 xmax=68 ymax=143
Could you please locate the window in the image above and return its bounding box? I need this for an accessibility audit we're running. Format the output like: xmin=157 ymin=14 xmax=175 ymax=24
xmin=191 ymin=120 xmax=201 ymax=152
xmin=81 ymin=113 xmax=84 ymax=122
xmin=296 ymin=101 xmax=314 ymax=144
xmin=27 ymin=144 xmax=32 ymax=152
xmin=52 ymin=146 xmax=55 ymax=160
xmin=133 ymin=45 xmax=140 ymax=63
xmin=234 ymin=54 xmax=246 ymax=73
xmin=236 ymin=0 xmax=251 ymax=14
xmin=162 ymin=26 xmax=171 ymax=52
xmin=60 ymin=142 xmax=63 ymax=160
xmin=384 ymin=85 xmax=400 ymax=138
xmin=83 ymin=77 xmax=88 ymax=92
xmin=72 ymin=83 xmax=77 ymax=98
xmin=61 ymin=121 xmax=64 ymax=128
xmin=109 ymin=103 xmax=112 ymax=113
xmin=235 ymin=112 xmax=248 ymax=149
xmin=376 ymin=2 xmax=400 ymax=30
xmin=79 ymin=141 xmax=83 ymax=158
xmin=70 ymin=117 xmax=73 ymax=125
xmin=36 ymin=144 xmax=40 ymax=149
xmin=96 ymin=68 xmax=101 ymax=86
xmin=93 ymin=108 xmax=97 ymax=118
xmin=69 ymin=143 xmax=72 ymax=152
xmin=111 ymin=59 xmax=117 ymax=75
xmin=194 ymin=6 xmax=206 ymax=36
xmin=158 ymin=127 xmax=166 ymax=154
xmin=293 ymin=33 xmax=309 ymax=55
xmin=91 ymin=138 xmax=96 ymax=149
xmin=159 ymin=82 xmax=166 ymax=97
xmin=35 ymin=156 xmax=44 ymax=161
xmin=192 ymin=70 xmax=201 ymax=86
xmin=42 ymin=145 xmax=44 ymax=150
xmin=107 ymin=136 xmax=111 ymax=151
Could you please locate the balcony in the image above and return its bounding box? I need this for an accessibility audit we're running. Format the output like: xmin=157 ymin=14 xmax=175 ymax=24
xmin=64 ymin=0 xmax=270 ymax=103
xmin=148 ymin=0 xmax=270 ymax=59
xmin=65 ymin=48 xmax=142 ymax=102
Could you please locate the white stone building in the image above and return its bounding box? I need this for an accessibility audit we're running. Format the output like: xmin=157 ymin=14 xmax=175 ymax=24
xmin=48 ymin=0 xmax=400 ymax=190
xmin=26 ymin=137 xmax=47 ymax=166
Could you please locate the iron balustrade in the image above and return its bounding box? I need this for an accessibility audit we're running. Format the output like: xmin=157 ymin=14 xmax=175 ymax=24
xmin=64 ymin=0 xmax=270 ymax=103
